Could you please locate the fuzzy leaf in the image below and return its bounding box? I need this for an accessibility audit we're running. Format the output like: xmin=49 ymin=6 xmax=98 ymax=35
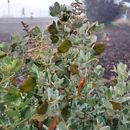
xmin=2 ymin=42 xmax=11 ymax=51
xmin=48 ymin=115 xmax=59 ymax=130
xmin=54 ymin=2 xmax=61 ymax=14
xmin=10 ymin=59 xmax=23 ymax=73
xmin=19 ymin=75 xmax=37 ymax=93
xmin=74 ymin=20 xmax=82 ymax=28
xmin=49 ymin=6 xmax=58 ymax=16
xmin=0 ymin=50 xmax=7 ymax=58
xmin=91 ymin=42 xmax=105 ymax=56
xmin=37 ymin=99 xmax=49 ymax=114
xmin=103 ymin=89 xmax=112 ymax=98
xmin=56 ymin=122 xmax=68 ymax=130
xmin=78 ymin=77 xmax=85 ymax=95
xmin=97 ymin=116 xmax=106 ymax=126
xmin=61 ymin=4 xmax=67 ymax=12
xmin=95 ymin=23 xmax=104 ymax=33
xmin=100 ymin=126 xmax=110 ymax=130
xmin=70 ymin=34 xmax=76 ymax=42
xmin=58 ymin=39 xmax=72 ymax=53
xmin=5 ymin=109 xmax=19 ymax=118
xmin=11 ymin=33 xmax=22 ymax=44
xmin=25 ymin=108 xmax=37 ymax=119
xmin=90 ymin=35 xmax=97 ymax=43
xmin=32 ymin=26 xmax=41 ymax=36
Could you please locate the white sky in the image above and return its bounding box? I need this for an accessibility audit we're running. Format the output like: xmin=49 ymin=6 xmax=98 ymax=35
xmin=0 ymin=0 xmax=75 ymax=7
xmin=0 ymin=0 xmax=129 ymax=17
xmin=0 ymin=0 xmax=76 ymax=17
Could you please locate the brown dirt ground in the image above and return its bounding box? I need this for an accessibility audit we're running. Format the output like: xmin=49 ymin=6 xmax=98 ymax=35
xmin=0 ymin=22 xmax=130 ymax=80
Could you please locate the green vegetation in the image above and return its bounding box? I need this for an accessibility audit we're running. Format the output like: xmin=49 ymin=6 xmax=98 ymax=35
xmin=0 ymin=0 xmax=130 ymax=130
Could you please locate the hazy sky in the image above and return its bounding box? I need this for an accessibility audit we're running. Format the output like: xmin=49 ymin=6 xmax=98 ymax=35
xmin=0 ymin=0 xmax=129 ymax=17
xmin=0 ymin=0 xmax=76 ymax=17
xmin=1 ymin=0 xmax=74 ymax=7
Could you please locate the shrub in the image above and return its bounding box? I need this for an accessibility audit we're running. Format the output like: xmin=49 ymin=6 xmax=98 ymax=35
xmin=83 ymin=0 xmax=126 ymax=24
xmin=0 ymin=0 xmax=130 ymax=130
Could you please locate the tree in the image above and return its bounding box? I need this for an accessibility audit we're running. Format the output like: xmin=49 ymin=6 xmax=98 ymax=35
xmin=83 ymin=0 xmax=126 ymax=24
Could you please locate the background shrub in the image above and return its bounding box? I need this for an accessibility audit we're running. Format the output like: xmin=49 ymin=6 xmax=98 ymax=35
xmin=83 ymin=0 xmax=127 ymax=24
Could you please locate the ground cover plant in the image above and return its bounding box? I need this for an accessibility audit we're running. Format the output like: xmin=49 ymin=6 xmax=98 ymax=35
xmin=0 ymin=0 xmax=130 ymax=130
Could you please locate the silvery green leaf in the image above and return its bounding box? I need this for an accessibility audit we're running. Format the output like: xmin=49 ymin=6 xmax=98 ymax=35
xmin=128 ymin=70 xmax=130 ymax=76
xmin=79 ymin=49 xmax=84 ymax=58
xmin=95 ymin=23 xmax=104 ymax=33
xmin=100 ymin=126 xmax=110 ymax=130
xmin=61 ymin=4 xmax=67 ymax=12
xmin=54 ymin=78 xmax=64 ymax=85
xmin=97 ymin=116 xmax=106 ymax=126
xmin=86 ymin=52 xmax=91 ymax=60
xmin=47 ymin=88 xmax=53 ymax=101
xmin=70 ymin=34 xmax=76 ymax=43
xmin=79 ymin=103 xmax=87 ymax=111
xmin=52 ymin=74 xmax=59 ymax=82
xmin=51 ymin=94 xmax=56 ymax=101
xmin=94 ymin=65 xmax=104 ymax=77
xmin=83 ymin=19 xmax=88 ymax=24
xmin=54 ymin=90 xmax=59 ymax=99
xmin=54 ymin=2 xmax=61 ymax=14
xmin=56 ymin=122 xmax=68 ymax=130
xmin=117 ymin=75 xmax=127 ymax=82
xmin=83 ymin=55 xmax=88 ymax=61
xmin=117 ymin=62 xmax=127 ymax=75
xmin=58 ymin=95 xmax=65 ymax=100
xmin=98 ymin=79 xmax=107 ymax=85
xmin=43 ymin=124 xmax=48 ymax=130
xmin=25 ymin=108 xmax=37 ymax=119
xmin=90 ymin=35 xmax=97 ymax=43
xmin=75 ymin=110 xmax=84 ymax=118
xmin=102 ymin=33 xmax=107 ymax=42
xmin=119 ymin=97 xmax=130 ymax=103
xmin=103 ymin=99 xmax=112 ymax=109
xmin=74 ymin=20 xmax=82 ymax=28
xmin=2 ymin=42 xmax=11 ymax=51
xmin=114 ymin=86 xmax=124 ymax=96
xmin=47 ymin=105 xmax=57 ymax=117
xmin=106 ymin=108 xmax=114 ymax=116
xmin=5 ymin=109 xmax=19 ymax=118
xmin=113 ymin=66 xmax=117 ymax=73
